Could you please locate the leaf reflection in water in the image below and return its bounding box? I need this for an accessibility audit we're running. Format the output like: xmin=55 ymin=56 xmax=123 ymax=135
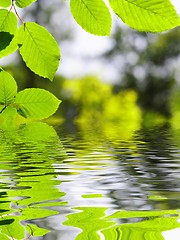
xmin=0 ymin=122 xmax=67 ymax=239
xmin=64 ymin=207 xmax=180 ymax=240
xmin=0 ymin=120 xmax=180 ymax=239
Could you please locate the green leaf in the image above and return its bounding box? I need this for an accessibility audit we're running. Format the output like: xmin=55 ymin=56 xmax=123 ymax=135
xmin=1 ymin=106 xmax=17 ymax=129
xmin=17 ymin=22 xmax=60 ymax=80
xmin=15 ymin=0 xmax=37 ymax=8
xmin=0 ymin=32 xmax=13 ymax=51
xmin=0 ymin=31 xmax=18 ymax=58
xmin=0 ymin=10 xmax=17 ymax=34
xmin=0 ymin=10 xmax=18 ymax=58
xmin=0 ymin=70 xmax=17 ymax=105
xmin=15 ymin=88 xmax=61 ymax=119
xmin=0 ymin=0 xmax=11 ymax=7
xmin=109 ymin=0 xmax=180 ymax=32
xmin=19 ymin=122 xmax=62 ymax=142
xmin=70 ymin=0 xmax=112 ymax=36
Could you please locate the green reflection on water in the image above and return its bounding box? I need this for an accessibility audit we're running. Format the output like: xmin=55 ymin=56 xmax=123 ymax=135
xmin=64 ymin=207 xmax=180 ymax=240
xmin=0 ymin=116 xmax=180 ymax=239
xmin=0 ymin=122 xmax=67 ymax=239
xmin=64 ymin=207 xmax=115 ymax=240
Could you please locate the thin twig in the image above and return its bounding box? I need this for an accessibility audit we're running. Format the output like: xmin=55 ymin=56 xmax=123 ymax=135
xmin=12 ymin=1 xmax=24 ymax=24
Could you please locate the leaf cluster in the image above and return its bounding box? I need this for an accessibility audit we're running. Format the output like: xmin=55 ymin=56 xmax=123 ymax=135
xmin=70 ymin=0 xmax=180 ymax=35
xmin=0 ymin=69 xmax=61 ymax=121
xmin=0 ymin=0 xmax=179 ymax=121
xmin=0 ymin=0 xmax=62 ymax=121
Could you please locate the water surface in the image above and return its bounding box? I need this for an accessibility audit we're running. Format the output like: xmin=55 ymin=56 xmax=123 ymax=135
xmin=0 ymin=122 xmax=180 ymax=239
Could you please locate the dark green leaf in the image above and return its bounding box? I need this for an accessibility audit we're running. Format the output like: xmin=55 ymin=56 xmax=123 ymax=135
xmin=0 ymin=32 xmax=13 ymax=51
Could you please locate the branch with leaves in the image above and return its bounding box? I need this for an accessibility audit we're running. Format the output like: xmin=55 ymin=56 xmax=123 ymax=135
xmin=0 ymin=0 xmax=179 ymax=121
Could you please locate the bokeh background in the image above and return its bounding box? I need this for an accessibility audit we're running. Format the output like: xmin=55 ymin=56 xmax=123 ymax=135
xmin=1 ymin=0 xmax=180 ymax=132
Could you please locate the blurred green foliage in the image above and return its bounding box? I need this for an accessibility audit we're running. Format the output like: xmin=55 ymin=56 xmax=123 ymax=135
xmin=170 ymin=88 xmax=180 ymax=129
xmin=3 ymin=1 xmax=180 ymax=126
xmin=61 ymin=76 xmax=141 ymax=130
xmin=103 ymin=27 xmax=180 ymax=116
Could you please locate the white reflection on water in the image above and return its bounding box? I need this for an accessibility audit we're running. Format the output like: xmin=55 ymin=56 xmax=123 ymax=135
xmin=163 ymin=227 xmax=180 ymax=240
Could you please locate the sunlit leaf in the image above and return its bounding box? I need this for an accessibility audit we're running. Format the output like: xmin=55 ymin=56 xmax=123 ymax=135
xmin=1 ymin=107 xmax=17 ymax=129
xmin=0 ymin=10 xmax=17 ymax=34
xmin=70 ymin=0 xmax=112 ymax=36
xmin=15 ymin=0 xmax=37 ymax=8
xmin=19 ymin=121 xmax=60 ymax=142
xmin=0 ymin=0 xmax=11 ymax=7
xmin=0 ymin=234 xmax=10 ymax=240
xmin=0 ymin=70 xmax=17 ymax=105
xmin=109 ymin=0 xmax=180 ymax=32
xmin=0 ymin=10 xmax=18 ymax=57
xmin=17 ymin=22 xmax=60 ymax=80
xmin=15 ymin=88 xmax=61 ymax=119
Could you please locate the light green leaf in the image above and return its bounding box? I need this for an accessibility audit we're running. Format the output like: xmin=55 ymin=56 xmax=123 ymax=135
xmin=15 ymin=0 xmax=37 ymax=8
xmin=0 ymin=0 xmax=11 ymax=7
xmin=0 ymin=10 xmax=17 ymax=34
xmin=0 ymin=105 xmax=4 ymax=112
xmin=0 ymin=10 xmax=18 ymax=57
xmin=20 ymin=121 xmax=60 ymax=142
xmin=0 ymin=70 xmax=17 ymax=105
xmin=70 ymin=0 xmax=112 ymax=36
xmin=15 ymin=88 xmax=61 ymax=119
xmin=1 ymin=106 xmax=17 ymax=129
xmin=17 ymin=22 xmax=60 ymax=80
xmin=109 ymin=0 xmax=180 ymax=32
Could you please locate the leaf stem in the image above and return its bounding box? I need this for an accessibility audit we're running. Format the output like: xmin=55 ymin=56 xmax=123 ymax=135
xmin=12 ymin=0 xmax=24 ymax=24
